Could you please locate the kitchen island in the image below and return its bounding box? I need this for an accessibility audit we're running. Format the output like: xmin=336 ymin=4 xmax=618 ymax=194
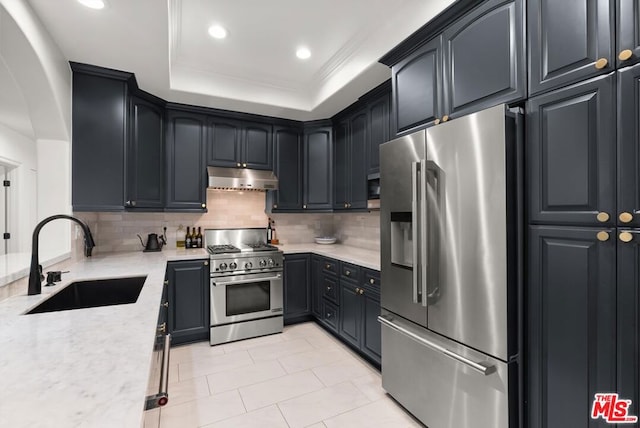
xmin=0 ymin=249 xmax=207 ymax=428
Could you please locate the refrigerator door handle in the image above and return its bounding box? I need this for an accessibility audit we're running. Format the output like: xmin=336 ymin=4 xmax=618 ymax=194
xmin=420 ymin=159 xmax=428 ymax=307
xmin=411 ymin=161 xmax=420 ymax=304
xmin=378 ymin=315 xmax=496 ymax=376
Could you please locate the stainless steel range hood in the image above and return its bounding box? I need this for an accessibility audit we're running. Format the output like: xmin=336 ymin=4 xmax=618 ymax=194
xmin=207 ymin=166 xmax=278 ymax=191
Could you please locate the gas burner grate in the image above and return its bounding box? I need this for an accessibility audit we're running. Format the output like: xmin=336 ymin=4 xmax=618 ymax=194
xmin=206 ymin=244 xmax=241 ymax=254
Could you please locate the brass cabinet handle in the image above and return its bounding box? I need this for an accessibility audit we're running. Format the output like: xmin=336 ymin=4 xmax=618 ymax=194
xmin=303 ymin=204 xmax=307 ymax=209
xmin=201 ymin=203 xmax=206 ymax=208
xmin=595 ymin=58 xmax=608 ymax=69
xmin=242 ymin=163 xmax=247 ymax=167
xmin=348 ymin=203 xmax=351 ymax=208
xmin=620 ymin=212 xmax=634 ymax=223
xmin=620 ymin=231 xmax=634 ymax=243
xmin=369 ymin=278 xmax=375 ymax=284
xmin=162 ymin=302 xmax=169 ymax=308
xmin=355 ymin=287 xmax=360 ymax=293
xmin=344 ymin=203 xmax=348 ymax=208
xmin=434 ymin=118 xmax=441 ymax=125
xmin=442 ymin=115 xmax=449 ymax=122
xmin=164 ymin=280 xmax=169 ymax=285
xmin=345 ymin=270 xmax=351 ymax=276
xmin=158 ymin=322 xmax=167 ymax=333
xmin=359 ymin=289 xmax=364 ymax=295
xmin=619 ymin=49 xmax=633 ymax=61
xmin=326 ymin=286 xmax=332 ymax=291
xmin=236 ymin=163 xmax=241 ymax=167
xmin=596 ymin=231 xmax=610 ymax=242
xmin=596 ymin=212 xmax=610 ymax=222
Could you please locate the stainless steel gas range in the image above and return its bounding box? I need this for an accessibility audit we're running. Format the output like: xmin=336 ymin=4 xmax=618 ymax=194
xmin=205 ymin=228 xmax=284 ymax=346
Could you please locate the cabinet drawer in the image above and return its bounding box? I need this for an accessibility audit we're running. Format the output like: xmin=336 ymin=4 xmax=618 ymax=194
xmin=341 ymin=263 xmax=360 ymax=281
xmin=322 ymin=259 xmax=338 ymax=275
xmin=321 ymin=274 xmax=339 ymax=304
xmin=363 ymin=270 xmax=380 ymax=288
xmin=322 ymin=300 xmax=339 ymax=332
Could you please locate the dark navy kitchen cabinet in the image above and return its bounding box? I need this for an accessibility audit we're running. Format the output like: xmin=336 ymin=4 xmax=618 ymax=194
xmin=527 ymin=74 xmax=616 ymax=226
xmin=333 ymin=120 xmax=349 ymax=210
xmin=333 ymin=110 xmax=367 ymax=210
xmin=165 ymin=109 xmax=207 ymax=211
xmin=339 ymin=280 xmax=362 ymax=349
xmin=310 ymin=255 xmax=323 ymax=318
xmin=442 ymin=0 xmax=525 ymax=118
xmin=367 ymin=92 xmax=390 ymax=175
xmin=283 ymin=254 xmax=311 ymax=324
xmin=271 ymin=126 xmax=303 ymax=211
xmin=303 ymin=126 xmax=333 ymax=211
xmin=71 ymin=66 xmax=128 ymax=211
xmin=618 ymin=63 xmax=640 ymax=228
xmin=361 ymin=280 xmax=381 ymax=362
xmin=528 ymin=225 xmax=616 ymax=428
xmin=528 ymin=0 xmax=614 ymax=96
xmin=166 ymin=259 xmax=210 ymax=345
xmin=127 ymin=95 xmax=164 ymax=209
xmin=617 ymin=0 xmax=640 ymax=68
xmin=392 ymin=36 xmax=442 ymax=135
xmin=207 ymin=118 xmax=272 ymax=170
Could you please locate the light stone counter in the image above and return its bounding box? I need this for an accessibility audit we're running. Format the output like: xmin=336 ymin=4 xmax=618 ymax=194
xmin=276 ymin=243 xmax=380 ymax=271
xmin=0 ymin=248 xmax=208 ymax=428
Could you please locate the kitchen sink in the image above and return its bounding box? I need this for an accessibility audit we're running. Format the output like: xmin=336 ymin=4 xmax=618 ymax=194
xmin=26 ymin=276 xmax=147 ymax=314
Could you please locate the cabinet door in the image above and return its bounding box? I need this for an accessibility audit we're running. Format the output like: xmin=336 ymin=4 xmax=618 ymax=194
xmin=207 ymin=118 xmax=242 ymax=168
xmin=127 ymin=96 xmax=164 ymax=209
xmin=528 ymin=226 xmax=616 ymax=428
xmin=617 ymin=229 xmax=640 ymax=421
xmin=443 ymin=0 xmax=525 ymax=118
xmin=617 ymin=0 xmax=640 ymax=68
xmin=349 ymin=110 xmax=368 ymax=210
xmin=166 ymin=260 xmax=210 ymax=345
xmin=283 ymin=254 xmax=311 ymax=323
xmin=527 ymin=74 xmax=615 ymax=226
xmin=392 ymin=36 xmax=442 ymax=135
xmin=367 ymin=93 xmax=390 ymax=175
xmin=333 ymin=120 xmax=349 ymax=210
xmin=166 ymin=110 xmax=207 ymax=211
xmin=303 ymin=127 xmax=333 ymax=210
xmin=311 ymin=256 xmax=322 ymax=318
xmin=339 ymin=280 xmax=362 ymax=349
xmin=618 ymin=64 xmax=640 ymax=228
xmin=361 ymin=286 xmax=381 ymax=364
xmin=72 ymin=72 xmax=127 ymax=211
xmin=272 ymin=126 xmax=302 ymax=210
xmin=528 ymin=0 xmax=614 ymax=96
xmin=243 ymin=122 xmax=273 ymax=170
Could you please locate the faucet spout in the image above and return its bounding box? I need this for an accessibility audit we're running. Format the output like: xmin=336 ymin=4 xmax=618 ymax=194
xmin=28 ymin=215 xmax=95 ymax=295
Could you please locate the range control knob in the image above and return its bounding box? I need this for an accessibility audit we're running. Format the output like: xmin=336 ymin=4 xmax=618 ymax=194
xmin=229 ymin=262 xmax=237 ymax=270
xmin=267 ymin=258 xmax=275 ymax=267
xmin=219 ymin=262 xmax=228 ymax=271
xmin=245 ymin=262 xmax=253 ymax=270
xmin=259 ymin=259 xmax=267 ymax=268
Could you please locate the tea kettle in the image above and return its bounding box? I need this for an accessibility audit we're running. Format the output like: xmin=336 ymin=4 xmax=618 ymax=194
xmin=137 ymin=228 xmax=166 ymax=252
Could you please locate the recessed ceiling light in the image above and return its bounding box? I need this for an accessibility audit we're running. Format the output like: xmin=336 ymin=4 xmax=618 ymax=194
xmin=296 ymin=47 xmax=311 ymax=60
xmin=208 ymin=25 xmax=228 ymax=39
xmin=77 ymin=0 xmax=105 ymax=9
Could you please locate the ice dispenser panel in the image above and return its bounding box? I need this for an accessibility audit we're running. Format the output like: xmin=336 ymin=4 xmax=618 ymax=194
xmin=390 ymin=212 xmax=413 ymax=268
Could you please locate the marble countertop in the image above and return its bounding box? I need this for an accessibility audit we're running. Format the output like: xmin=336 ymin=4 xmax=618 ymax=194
xmin=0 ymin=248 xmax=208 ymax=428
xmin=276 ymin=244 xmax=380 ymax=271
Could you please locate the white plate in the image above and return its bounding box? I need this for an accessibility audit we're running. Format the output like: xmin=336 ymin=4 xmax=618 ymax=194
xmin=314 ymin=237 xmax=336 ymax=245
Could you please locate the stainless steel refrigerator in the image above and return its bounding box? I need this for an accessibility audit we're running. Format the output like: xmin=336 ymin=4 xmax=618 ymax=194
xmin=379 ymin=104 xmax=522 ymax=428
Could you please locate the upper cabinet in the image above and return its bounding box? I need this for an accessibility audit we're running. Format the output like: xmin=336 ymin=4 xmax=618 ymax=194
xmin=271 ymin=126 xmax=303 ymax=211
xmin=334 ymin=110 xmax=367 ymax=210
xmin=165 ymin=109 xmax=207 ymax=211
xmin=528 ymin=0 xmax=614 ymax=96
xmin=443 ymin=0 xmax=525 ymax=118
xmin=207 ymin=118 xmax=273 ymax=170
xmin=303 ymin=126 xmax=333 ymax=211
xmin=367 ymin=92 xmax=390 ymax=175
xmin=390 ymin=0 xmax=525 ymax=135
xmin=617 ymin=0 xmax=640 ymax=68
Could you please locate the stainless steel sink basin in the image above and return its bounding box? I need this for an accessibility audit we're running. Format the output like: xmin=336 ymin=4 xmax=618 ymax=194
xmin=26 ymin=276 xmax=147 ymax=314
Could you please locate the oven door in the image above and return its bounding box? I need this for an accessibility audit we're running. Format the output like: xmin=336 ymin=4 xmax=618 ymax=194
xmin=210 ymin=271 xmax=283 ymax=325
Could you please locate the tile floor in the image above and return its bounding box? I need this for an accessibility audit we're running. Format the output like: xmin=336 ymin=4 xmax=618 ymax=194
xmin=149 ymin=322 xmax=423 ymax=428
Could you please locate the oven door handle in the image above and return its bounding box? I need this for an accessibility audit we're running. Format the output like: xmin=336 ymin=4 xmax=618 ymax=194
xmin=212 ymin=274 xmax=282 ymax=287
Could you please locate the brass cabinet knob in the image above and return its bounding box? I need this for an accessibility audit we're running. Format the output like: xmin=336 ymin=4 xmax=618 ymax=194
xmin=434 ymin=118 xmax=441 ymax=125
xmin=620 ymin=212 xmax=634 ymax=223
xmin=204 ymin=261 xmax=209 ymax=266
xmin=326 ymin=312 xmax=332 ymax=318
xmin=344 ymin=203 xmax=348 ymax=208
xmin=164 ymin=280 xmax=169 ymax=285
xmin=345 ymin=270 xmax=351 ymax=276
xmin=596 ymin=212 xmax=610 ymax=222
xmin=236 ymin=163 xmax=241 ymax=167
xmin=201 ymin=203 xmax=206 ymax=208
xmin=303 ymin=204 xmax=307 ymax=209
xmin=442 ymin=115 xmax=449 ymax=122
xmin=619 ymin=49 xmax=633 ymax=61
xmin=369 ymin=278 xmax=375 ymax=284
xmin=326 ymin=264 xmax=330 ymax=269
xmin=595 ymin=58 xmax=608 ymax=69
xmin=355 ymin=287 xmax=360 ymax=293
xmin=620 ymin=231 xmax=634 ymax=243
xmin=242 ymin=163 xmax=247 ymax=167
xmin=596 ymin=231 xmax=610 ymax=241
xmin=273 ymin=204 xmax=278 ymax=209
xmin=359 ymin=289 xmax=364 ymax=295
xmin=162 ymin=302 xmax=169 ymax=308
xmin=348 ymin=203 xmax=352 ymax=208
xmin=326 ymin=286 xmax=332 ymax=291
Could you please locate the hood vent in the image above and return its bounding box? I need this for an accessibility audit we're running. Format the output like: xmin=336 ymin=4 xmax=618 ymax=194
xmin=207 ymin=166 xmax=278 ymax=191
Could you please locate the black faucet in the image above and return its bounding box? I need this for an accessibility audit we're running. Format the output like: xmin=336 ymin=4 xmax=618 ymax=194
xmin=28 ymin=215 xmax=96 ymax=295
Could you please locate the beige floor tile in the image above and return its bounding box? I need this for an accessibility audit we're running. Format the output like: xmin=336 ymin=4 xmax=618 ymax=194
xmin=207 ymin=360 xmax=287 ymax=394
xmin=323 ymin=397 xmax=423 ymax=428
xmin=248 ymin=338 xmax=314 ymax=362
xmin=278 ymin=381 xmax=371 ymax=428
xmin=280 ymin=322 xmax=325 ymax=341
xmin=164 ymin=376 xmax=211 ymax=408
xmin=311 ymin=357 xmax=373 ymax=386
xmin=350 ymin=372 xmax=387 ymax=401
xmin=159 ymin=390 xmax=246 ymax=428
xmin=202 ymin=405 xmax=289 ymax=428
xmin=170 ymin=341 xmax=225 ymax=364
xmin=239 ymin=370 xmax=324 ymax=411
xmin=304 ymin=331 xmax=345 ymax=349
xmin=179 ymin=350 xmax=253 ymax=381
xmin=220 ymin=333 xmax=285 ymax=353
xmin=278 ymin=346 xmax=351 ymax=374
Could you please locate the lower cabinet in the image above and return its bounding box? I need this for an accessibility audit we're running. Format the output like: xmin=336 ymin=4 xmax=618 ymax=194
xmin=283 ymin=254 xmax=311 ymax=324
xmin=165 ymin=259 xmax=210 ymax=345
